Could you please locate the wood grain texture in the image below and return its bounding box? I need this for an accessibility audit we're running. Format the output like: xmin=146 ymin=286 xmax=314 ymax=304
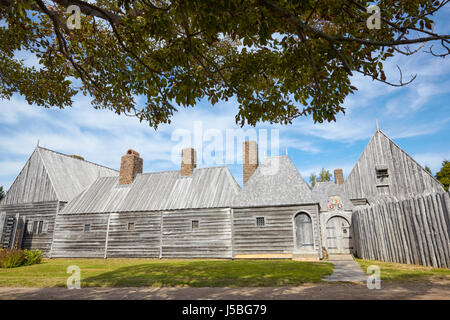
xmin=345 ymin=130 xmax=444 ymax=201
xmin=232 ymin=204 xmax=321 ymax=256
xmin=352 ymin=192 xmax=450 ymax=268
xmin=0 ymin=201 xmax=60 ymax=256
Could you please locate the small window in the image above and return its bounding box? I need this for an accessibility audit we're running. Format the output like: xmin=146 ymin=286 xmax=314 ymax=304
xmin=32 ymin=221 xmax=38 ymax=234
xmin=37 ymin=221 xmax=43 ymax=234
xmin=192 ymin=220 xmax=199 ymax=230
xmin=27 ymin=221 xmax=33 ymax=233
xmin=376 ymin=168 xmax=389 ymax=178
xmin=84 ymin=224 xmax=91 ymax=232
xmin=127 ymin=222 xmax=135 ymax=231
xmin=256 ymin=217 xmax=265 ymax=227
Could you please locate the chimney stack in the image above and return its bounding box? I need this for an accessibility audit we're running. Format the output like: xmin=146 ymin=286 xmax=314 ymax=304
xmin=181 ymin=147 xmax=196 ymax=176
xmin=243 ymin=140 xmax=258 ymax=185
xmin=334 ymin=169 xmax=344 ymax=185
xmin=119 ymin=149 xmax=143 ymax=185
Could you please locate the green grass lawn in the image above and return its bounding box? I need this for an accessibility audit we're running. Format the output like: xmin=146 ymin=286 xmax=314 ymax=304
xmin=0 ymin=258 xmax=333 ymax=288
xmin=356 ymin=259 xmax=450 ymax=282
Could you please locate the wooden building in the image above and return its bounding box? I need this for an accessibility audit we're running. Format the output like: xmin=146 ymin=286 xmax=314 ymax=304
xmin=345 ymin=129 xmax=445 ymax=205
xmin=233 ymin=151 xmax=322 ymax=260
xmin=0 ymin=147 xmax=117 ymax=255
xmin=0 ymin=129 xmax=446 ymax=260
xmin=312 ymin=181 xmax=354 ymax=255
xmin=50 ymin=148 xmax=240 ymax=258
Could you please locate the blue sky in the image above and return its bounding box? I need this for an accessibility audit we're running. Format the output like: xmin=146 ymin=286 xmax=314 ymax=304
xmin=1 ymin=6 xmax=449 ymax=190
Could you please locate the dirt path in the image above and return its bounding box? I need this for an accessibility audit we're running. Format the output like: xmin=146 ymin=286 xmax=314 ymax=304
xmin=0 ymin=280 xmax=448 ymax=300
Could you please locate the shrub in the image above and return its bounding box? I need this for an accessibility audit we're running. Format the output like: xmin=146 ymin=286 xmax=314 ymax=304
xmin=24 ymin=249 xmax=42 ymax=266
xmin=0 ymin=249 xmax=26 ymax=268
xmin=0 ymin=249 xmax=42 ymax=268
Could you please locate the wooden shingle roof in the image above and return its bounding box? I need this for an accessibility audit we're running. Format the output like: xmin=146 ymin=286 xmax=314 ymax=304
xmin=232 ymin=155 xmax=314 ymax=208
xmin=61 ymin=166 xmax=240 ymax=214
xmin=1 ymin=147 xmax=118 ymax=205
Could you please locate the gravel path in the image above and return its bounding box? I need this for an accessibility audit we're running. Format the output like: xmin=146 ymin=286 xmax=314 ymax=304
xmin=0 ymin=280 xmax=448 ymax=300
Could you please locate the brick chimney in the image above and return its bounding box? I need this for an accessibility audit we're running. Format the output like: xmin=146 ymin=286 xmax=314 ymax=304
xmin=181 ymin=147 xmax=196 ymax=176
xmin=119 ymin=149 xmax=143 ymax=185
xmin=334 ymin=169 xmax=344 ymax=185
xmin=243 ymin=140 xmax=258 ymax=185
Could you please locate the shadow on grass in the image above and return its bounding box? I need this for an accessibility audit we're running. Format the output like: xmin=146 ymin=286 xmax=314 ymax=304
xmin=81 ymin=260 xmax=334 ymax=288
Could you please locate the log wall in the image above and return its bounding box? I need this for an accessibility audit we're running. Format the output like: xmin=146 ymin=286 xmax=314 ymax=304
xmin=0 ymin=201 xmax=60 ymax=256
xmin=233 ymin=204 xmax=321 ymax=255
xmin=352 ymin=192 xmax=450 ymax=268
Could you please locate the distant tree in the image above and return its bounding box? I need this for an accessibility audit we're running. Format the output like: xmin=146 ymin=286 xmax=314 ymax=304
xmin=309 ymin=168 xmax=332 ymax=188
xmin=0 ymin=186 xmax=4 ymax=202
xmin=425 ymin=165 xmax=432 ymax=175
xmin=436 ymin=160 xmax=450 ymax=192
xmin=309 ymin=173 xmax=317 ymax=188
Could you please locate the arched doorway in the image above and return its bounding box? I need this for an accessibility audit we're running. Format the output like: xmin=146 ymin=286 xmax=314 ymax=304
xmin=326 ymin=216 xmax=352 ymax=254
xmin=294 ymin=213 xmax=314 ymax=251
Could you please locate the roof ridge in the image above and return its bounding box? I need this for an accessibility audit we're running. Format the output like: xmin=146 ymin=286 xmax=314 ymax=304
xmin=136 ymin=165 xmax=229 ymax=176
xmin=37 ymin=146 xmax=118 ymax=172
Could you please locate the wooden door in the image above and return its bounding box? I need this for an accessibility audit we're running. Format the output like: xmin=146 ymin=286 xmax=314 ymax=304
xmin=326 ymin=216 xmax=353 ymax=254
xmin=295 ymin=213 xmax=314 ymax=250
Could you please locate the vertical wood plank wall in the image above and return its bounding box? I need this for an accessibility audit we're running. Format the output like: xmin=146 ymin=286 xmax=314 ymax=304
xmin=352 ymin=192 xmax=450 ymax=268
xmin=0 ymin=201 xmax=59 ymax=256
xmin=51 ymin=208 xmax=233 ymax=258
xmin=161 ymin=208 xmax=232 ymax=258
xmin=233 ymin=204 xmax=321 ymax=255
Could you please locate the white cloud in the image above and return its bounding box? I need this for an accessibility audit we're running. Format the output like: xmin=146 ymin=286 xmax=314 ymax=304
xmin=412 ymin=152 xmax=450 ymax=173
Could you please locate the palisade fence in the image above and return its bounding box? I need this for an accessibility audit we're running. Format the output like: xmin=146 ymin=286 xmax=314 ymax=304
xmin=352 ymin=192 xmax=450 ymax=268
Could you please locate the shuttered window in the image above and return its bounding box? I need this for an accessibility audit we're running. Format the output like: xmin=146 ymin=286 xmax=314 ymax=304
xmin=84 ymin=224 xmax=91 ymax=232
xmin=38 ymin=221 xmax=43 ymax=234
xmin=32 ymin=221 xmax=38 ymax=233
xmin=192 ymin=220 xmax=199 ymax=229
xmin=128 ymin=222 xmax=135 ymax=231
xmin=256 ymin=217 xmax=265 ymax=227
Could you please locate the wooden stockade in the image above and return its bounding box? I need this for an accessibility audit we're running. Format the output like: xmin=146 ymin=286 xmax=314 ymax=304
xmin=352 ymin=192 xmax=450 ymax=268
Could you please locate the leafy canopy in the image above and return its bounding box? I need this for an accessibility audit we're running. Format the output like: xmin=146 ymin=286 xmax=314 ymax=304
xmin=1 ymin=0 xmax=449 ymax=128
xmin=436 ymin=160 xmax=450 ymax=192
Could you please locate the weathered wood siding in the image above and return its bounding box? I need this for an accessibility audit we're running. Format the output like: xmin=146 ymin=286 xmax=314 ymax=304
xmin=0 ymin=201 xmax=60 ymax=256
xmin=51 ymin=213 xmax=110 ymax=258
xmin=233 ymin=204 xmax=321 ymax=255
xmin=51 ymin=208 xmax=232 ymax=258
xmin=352 ymin=192 xmax=450 ymax=268
xmin=106 ymin=212 xmax=161 ymax=258
xmin=161 ymin=208 xmax=232 ymax=259
xmin=3 ymin=151 xmax=58 ymax=205
xmin=345 ymin=130 xmax=444 ymax=201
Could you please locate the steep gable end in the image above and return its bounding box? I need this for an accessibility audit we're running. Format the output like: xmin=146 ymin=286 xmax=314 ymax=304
xmin=345 ymin=130 xmax=444 ymax=200
xmin=2 ymin=149 xmax=58 ymax=205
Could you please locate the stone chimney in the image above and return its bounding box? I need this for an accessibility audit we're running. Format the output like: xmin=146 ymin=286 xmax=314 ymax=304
xmin=119 ymin=149 xmax=143 ymax=185
xmin=181 ymin=147 xmax=196 ymax=176
xmin=243 ymin=140 xmax=258 ymax=185
xmin=334 ymin=169 xmax=344 ymax=185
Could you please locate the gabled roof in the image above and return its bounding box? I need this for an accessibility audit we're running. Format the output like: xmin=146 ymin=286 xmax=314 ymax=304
xmin=312 ymin=182 xmax=353 ymax=211
xmin=61 ymin=166 xmax=240 ymax=214
xmin=232 ymin=155 xmax=314 ymax=207
xmin=344 ymin=129 xmax=445 ymax=200
xmin=2 ymin=147 xmax=118 ymax=205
